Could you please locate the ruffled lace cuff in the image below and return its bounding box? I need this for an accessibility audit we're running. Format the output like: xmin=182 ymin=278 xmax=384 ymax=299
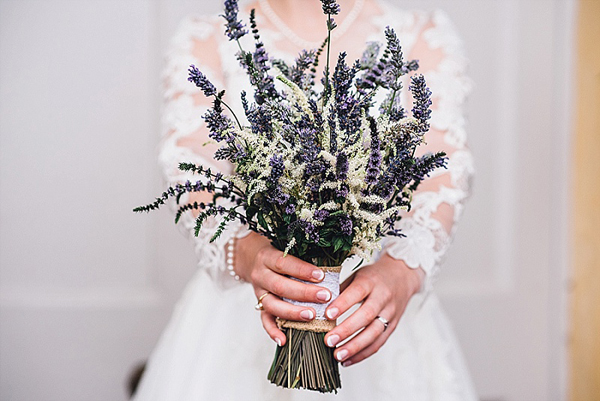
xmin=177 ymin=208 xmax=251 ymax=290
xmin=159 ymin=144 xmax=251 ymax=289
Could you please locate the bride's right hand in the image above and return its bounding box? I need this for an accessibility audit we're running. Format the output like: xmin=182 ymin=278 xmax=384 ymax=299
xmin=235 ymin=232 xmax=332 ymax=346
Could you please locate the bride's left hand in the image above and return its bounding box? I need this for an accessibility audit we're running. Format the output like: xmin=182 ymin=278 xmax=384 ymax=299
xmin=323 ymin=253 xmax=424 ymax=367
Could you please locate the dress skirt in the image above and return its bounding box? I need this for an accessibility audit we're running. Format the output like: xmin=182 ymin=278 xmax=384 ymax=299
xmin=133 ymin=267 xmax=478 ymax=401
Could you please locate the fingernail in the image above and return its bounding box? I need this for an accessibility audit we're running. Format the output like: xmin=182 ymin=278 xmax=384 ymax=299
xmin=326 ymin=307 xmax=339 ymax=319
xmin=300 ymin=309 xmax=314 ymax=320
xmin=316 ymin=290 xmax=331 ymax=302
xmin=312 ymin=269 xmax=324 ymax=281
xmin=275 ymin=338 xmax=282 ymax=347
xmin=336 ymin=349 xmax=348 ymax=361
xmin=342 ymin=360 xmax=353 ymax=367
xmin=327 ymin=334 xmax=340 ymax=348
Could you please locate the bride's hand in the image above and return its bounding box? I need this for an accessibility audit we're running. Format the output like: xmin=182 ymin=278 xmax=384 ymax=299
xmin=323 ymin=254 xmax=423 ymax=367
xmin=235 ymin=232 xmax=332 ymax=346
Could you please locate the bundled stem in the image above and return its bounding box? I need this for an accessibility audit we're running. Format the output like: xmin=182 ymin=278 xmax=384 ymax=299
xmin=267 ymin=265 xmax=342 ymax=393
xmin=268 ymin=329 xmax=341 ymax=393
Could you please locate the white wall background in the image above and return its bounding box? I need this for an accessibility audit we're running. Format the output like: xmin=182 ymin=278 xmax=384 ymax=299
xmin=0 ymin=0 xmax=574 ymax=400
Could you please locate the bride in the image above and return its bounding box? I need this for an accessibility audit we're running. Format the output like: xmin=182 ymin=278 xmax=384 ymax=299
xmin=133 ymin=0 xmax=478 ymax=399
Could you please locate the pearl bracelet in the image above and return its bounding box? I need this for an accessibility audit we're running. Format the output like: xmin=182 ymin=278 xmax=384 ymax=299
xmin=226 ymin=236 xmax=243 ymax=281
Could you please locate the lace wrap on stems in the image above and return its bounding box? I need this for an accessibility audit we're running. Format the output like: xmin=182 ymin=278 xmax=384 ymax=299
xmin=159 ymin=16 xmax=250 ymax=289
xmin=382 ymin=9 xmax=475 ymax=293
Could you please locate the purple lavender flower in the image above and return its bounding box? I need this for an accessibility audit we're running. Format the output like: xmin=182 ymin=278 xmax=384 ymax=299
xmin=328 ymin=112 xmax=337 ymax=153
xmin=221 ymin=0 xmax=247 ymax=41
xmin=320 ymin=0 xmax=340 ymax=15
xmin=335 ymin=184 xmax=349 ymax=198
xmin=409 ymin=152 xmax=447 ymax=188
xmin=214 ymin=143 xmax=247 ymax=162
xmin=383 ymin=27 xmax=404 ymax=90
xmin=339 ymin=215 xmax=353 ymax=236
xmin=303 ymin=220 xmax=320 ymax=243
xmin=285 ymin=203 xmax=296 ymax=215
xmin=409 ymin=74 xmax=432 ymax=132
xmin=268 ymin=154 xmax=285 ymax=186
xmin=333 ymin=53 xmax=356 ymax=101
xmin=357 ymin=58 xmax=384 ymax=90
xmin=308 ymin=99 xmax=324 ymax=132
xmin=336 ymin=151 xmax=348 ymax=180
xmin=244 ymin=101 xmax=274 ymax=137
xmin=314 ymin=209 xmax=330 ymax=222
xmin=188 ymin=65 xmax=216 ymax=97
xmin=380 ymin=91 xmax=405 ymax=122
xmin=402 ymin=59 xmax=420 ymax=75
xmin=365 ymin=118 xmax=381 ymax=185
xmin=268 ymin=187 xmax=290 ymax=205
xmin=203 ymin=99 xmax=233 ymax=142
xmin=235 ymin=9 xmax=279 ymax=105
xmin=290 ymin=49 xmax=317 ymax=89
xmin=356 ymin=28 xmax=407 ymax=92
xmin=359 ymin=42 xmax=381 ymax=70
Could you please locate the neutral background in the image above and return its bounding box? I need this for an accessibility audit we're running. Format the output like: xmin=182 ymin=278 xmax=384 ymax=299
xmin=0 ymin=0 xmax=575 ymax=400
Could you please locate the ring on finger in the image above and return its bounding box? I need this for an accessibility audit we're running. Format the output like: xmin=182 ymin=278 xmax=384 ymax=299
xmin=255 ymin=291 xmax=272 ymax=311
xmin=375 ymin=315 xmax=389 ymax=332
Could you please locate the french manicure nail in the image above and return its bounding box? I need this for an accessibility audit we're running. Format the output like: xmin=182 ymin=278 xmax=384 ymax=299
xmin=342 ymin=360 xmax=353 ymax=367
xmin=316 ymin=290 xmax=331 ymax=302
xmin=300 ymin=309 xmax=314 ymax=320
xmin=327 ymin=334 xmax=340 ymax=348
xmin=276 ymin=338 xmax=282 ymax=347
xmin=336 ymin=349 xmax=348 ymax=361
xmin=312 ymin=270 xmax=324 ymax=280
xmin=326 ymin=307 xmax=339 ymax=319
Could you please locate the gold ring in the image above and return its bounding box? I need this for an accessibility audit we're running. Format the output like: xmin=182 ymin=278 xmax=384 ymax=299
xmin=255 ymin=292 xmax=271 ymax=311
xmin=258 ymin=292 xmax=271 ymax=303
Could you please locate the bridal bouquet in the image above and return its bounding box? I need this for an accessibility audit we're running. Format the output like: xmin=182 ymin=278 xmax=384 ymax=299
xmin=135 ymin=0 xmax=445 ymax=393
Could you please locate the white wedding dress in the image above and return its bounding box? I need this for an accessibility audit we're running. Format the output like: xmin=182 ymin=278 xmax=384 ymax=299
xmin=133 ymin=1 xmax=478 ymax=399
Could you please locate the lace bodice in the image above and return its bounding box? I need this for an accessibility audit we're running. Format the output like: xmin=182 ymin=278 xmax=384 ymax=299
xmin=159 ymin=1 xmax=474 ymax=291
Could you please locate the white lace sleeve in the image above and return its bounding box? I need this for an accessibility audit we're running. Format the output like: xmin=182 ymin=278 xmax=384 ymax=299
xmin=160 ymin=16 xmax=250 ymax=289
xmin=383 ymin=9 xmax=474 ymax=293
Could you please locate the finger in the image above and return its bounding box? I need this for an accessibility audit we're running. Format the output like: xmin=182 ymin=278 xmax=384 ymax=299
xmin=260 ymin=311 xmax=286 ymax=347
xmin=342 ymin=312 xmax=398 ymax=366
xmin=324 ymin=275 xmax=373 ymax=321
xmin=341 ymin=328 xmax=390 ymax=367
xmin=260 ymin=269 xmax=332 ymax=304
xmin=335 ymin=312 xmax=392 ymax=365
xmin=339 ymin=273 xmax=355 ymax=292
xmin=324 ymin=295 xmax=385 ymax=347
xmin=259 ymin=291 xmax=317 ymax=322
xmin=266 ymin=253 xmax=326 ymax=283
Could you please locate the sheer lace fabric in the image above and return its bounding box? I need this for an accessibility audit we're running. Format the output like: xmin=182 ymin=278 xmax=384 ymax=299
xmin=381 ymin=8 xmax=475 ymax=292
xmin=159 ymin=16 xmax=251 ymax=289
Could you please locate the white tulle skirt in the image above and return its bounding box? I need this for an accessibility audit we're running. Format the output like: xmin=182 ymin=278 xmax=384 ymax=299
xmin=133 ymin=268 xmax=478 ymax=400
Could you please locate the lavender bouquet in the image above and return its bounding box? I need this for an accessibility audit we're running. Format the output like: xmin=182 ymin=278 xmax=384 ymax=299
xmin=135 ymin=0 xmax=445 ymax=393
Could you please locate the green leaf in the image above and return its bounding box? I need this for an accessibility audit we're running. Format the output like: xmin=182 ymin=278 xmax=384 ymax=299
xmin=246 ymin=205 xmax=258 ymax=220
xmin=332 ymin=237 xmax=344 ymax=253
xmin=342 ymin=236 xmax=353 ymax=251
xmin=318 ymin=237 xmax=331 ymax=247
xmin=329 ymin=210 xmax=346 ymax=217
xmin=257 ymin=211 xmax=268 ymax=230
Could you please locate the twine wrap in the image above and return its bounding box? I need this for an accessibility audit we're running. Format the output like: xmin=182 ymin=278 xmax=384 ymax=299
xmin=277 ymin=266 xmax=341 ymax=333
